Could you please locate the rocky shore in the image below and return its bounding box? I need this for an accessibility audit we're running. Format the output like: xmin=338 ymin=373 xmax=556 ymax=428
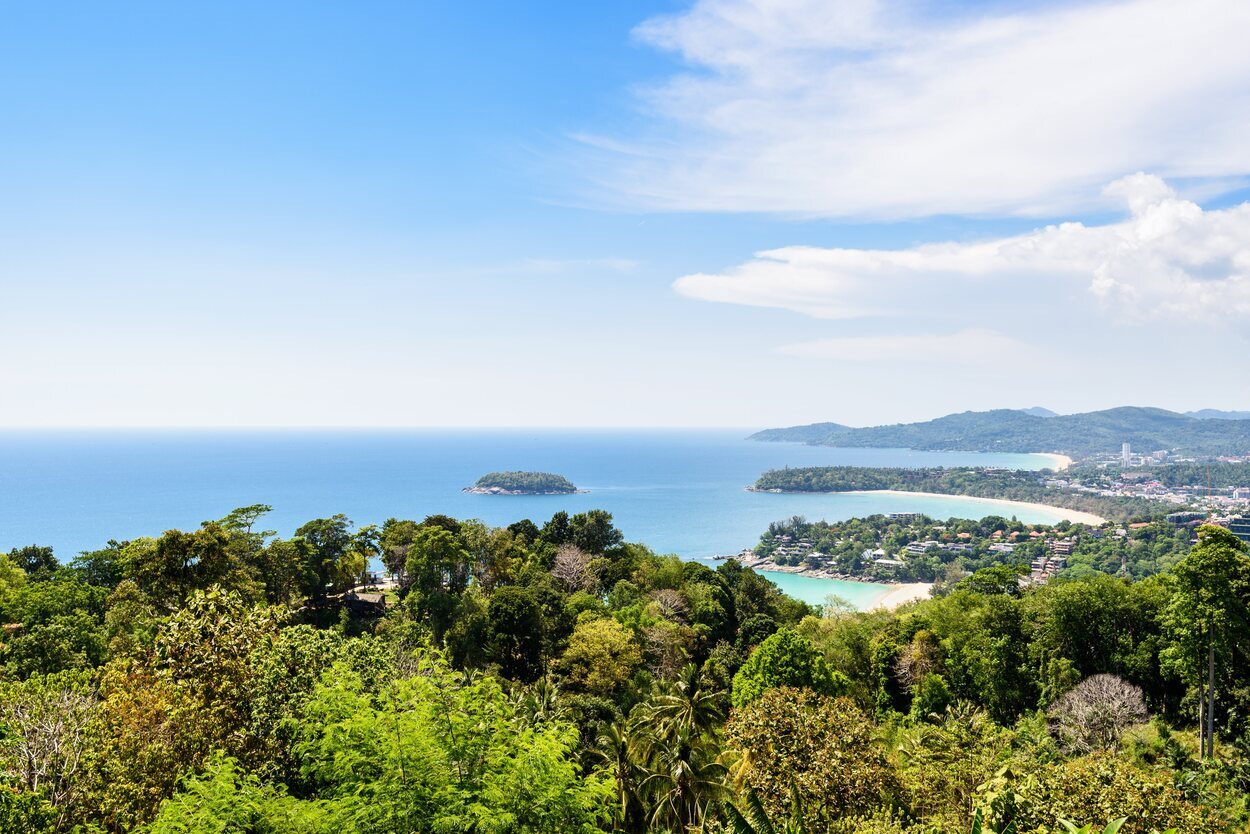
xmin=733 ymin=552 xmax=887 ymax=584
xmin=462 ymin=486 xmax=587 ymax=495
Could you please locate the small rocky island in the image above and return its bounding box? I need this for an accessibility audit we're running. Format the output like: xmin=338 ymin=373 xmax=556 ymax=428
xmin=464 ymin=471 xmax=582 ymax=495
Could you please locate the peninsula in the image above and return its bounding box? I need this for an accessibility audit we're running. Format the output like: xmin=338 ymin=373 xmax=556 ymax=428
xmin=749 ymin=465 xmax=1184 ymax=522
xmin=464 ymin=471 xmax=582 ymax=495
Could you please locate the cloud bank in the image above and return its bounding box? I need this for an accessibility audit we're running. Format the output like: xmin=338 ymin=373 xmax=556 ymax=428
xmin=589 ymin=0 xmax=1250 ymax=217
xmin=675 ymin=174 xmax=1250 ymax=322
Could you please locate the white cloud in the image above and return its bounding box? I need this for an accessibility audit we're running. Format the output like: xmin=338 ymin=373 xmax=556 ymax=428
xmin=675 ymin=174 xmax=1250 ymax=321
xmin=587 ymin=0 xmax=1250 ymax=217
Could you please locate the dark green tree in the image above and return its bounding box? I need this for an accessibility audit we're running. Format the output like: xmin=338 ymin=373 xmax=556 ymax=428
xmin=294 ymin=515 xmax=355 ymax=599
xmin=69 ymin=542 xmax=125 ymax=589
xmin=486 ymin=586 xmax=544 ymax=681
xmin=1162 ymin=524 xmax=1250 ymax=756
xmin=404 ymin=525 xmax=471 ymax=640
xmin=540 ymin=511 xmax=572 ymax=546
xmin=8 ymin=545 xmax=57 ymax=579
xmin=732 ymin=628 xmax=848 ymax=708
xmin=569 ymin=510 xmax=624 ymax=555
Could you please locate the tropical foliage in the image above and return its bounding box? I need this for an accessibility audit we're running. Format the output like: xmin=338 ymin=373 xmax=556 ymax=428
xmin=0 ymin=515 xmax=1246 ymax=832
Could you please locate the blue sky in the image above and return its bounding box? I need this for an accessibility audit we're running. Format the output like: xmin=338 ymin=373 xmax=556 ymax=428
xmin=3 ymin=0 xmax=1249 ymax=427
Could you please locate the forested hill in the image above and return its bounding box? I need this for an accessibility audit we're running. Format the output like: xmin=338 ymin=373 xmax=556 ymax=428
xmin=752 ymin=465 xmax=1180 ymax=521
xmin=749 ymin=421 xmax=851 ymax=443
xmin=751 ymin=407 xmax=1250 ymax=456
xmin=469 ymin=471 xmax=579 ymax=494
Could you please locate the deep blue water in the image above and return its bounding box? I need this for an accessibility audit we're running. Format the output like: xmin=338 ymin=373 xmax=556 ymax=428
xmin=0 ymin=429 xmax=1064 ymax=606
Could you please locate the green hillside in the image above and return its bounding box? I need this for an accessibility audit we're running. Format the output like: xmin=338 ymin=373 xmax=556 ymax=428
xmin=752 ymin=465 xmax=1180 ymax=521
xmin=751 ymin=406 xmax=1250 ymax=456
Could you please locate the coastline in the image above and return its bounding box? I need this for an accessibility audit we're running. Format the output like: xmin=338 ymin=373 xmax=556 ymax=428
xmin=875 ymin=582 xmax=934 ymax=609
xmin=738 ymin=556 xmax=934 ymax=610
xmin=855 ymin=489 xmax=1105 ymax=525
xmin=1035 ymin=452 xmax=1073 ymax=471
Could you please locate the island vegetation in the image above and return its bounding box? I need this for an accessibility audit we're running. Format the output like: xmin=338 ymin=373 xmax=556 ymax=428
xmin=467 ymin=470 xmax=580 ymax=494
xmin=752 ymin=465 xmax=1182 ymax=522
xmin=751 ymin=513 xmax=1192 ymax=584
xmin=0 ymin=506 xmax=1248 ymax=833
xmin=752 ymin=406 xmax=1250 ymax=457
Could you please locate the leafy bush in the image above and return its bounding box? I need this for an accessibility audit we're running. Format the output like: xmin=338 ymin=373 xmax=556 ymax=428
xmin=732 ymin=628 xmax=848 ymax=707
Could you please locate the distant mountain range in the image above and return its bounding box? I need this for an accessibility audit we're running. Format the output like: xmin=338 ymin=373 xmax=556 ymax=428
xmin=750 ymin=407 xmax=1250 ymax=457
xmin=1185 ymin=409 xmax=1250 ymax=420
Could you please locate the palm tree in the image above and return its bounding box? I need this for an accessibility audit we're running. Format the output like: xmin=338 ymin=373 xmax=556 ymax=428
xmin=724 ymin=787 xmax=807 ymax=834
xmin=643 ymin=663 xmax=727 ymax=740
xmin=509 ymin=673 xmax=567 ymax=729
xmin=594 ymin=719 xmax=647 ymax=832
xmin=599 ymin=665 xmax=733 ymax=833
xmin=640 ymin=723 xmax=729 ymax=833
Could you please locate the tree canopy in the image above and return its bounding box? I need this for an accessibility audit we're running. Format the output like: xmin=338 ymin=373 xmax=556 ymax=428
xmin=0 ymin=505 xmax=1244 ymax=833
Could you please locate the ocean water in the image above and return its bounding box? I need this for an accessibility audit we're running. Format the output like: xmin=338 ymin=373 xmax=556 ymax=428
xmin=0 ymin=429 xmax=1065 ymax=607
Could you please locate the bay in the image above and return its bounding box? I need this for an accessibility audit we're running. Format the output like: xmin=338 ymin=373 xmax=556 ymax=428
xmin=0 ymin=429 xmax=1067 ymax=607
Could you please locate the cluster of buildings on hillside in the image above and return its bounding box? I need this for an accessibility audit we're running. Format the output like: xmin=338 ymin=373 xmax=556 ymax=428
xmin=1046 ymin=473 xmax=1250 ymax=514
xmin=1193 ymin=514 xmax=1250 ymax=544
xmin=1082 ymin=442 xmax=1172 ymax=470
xmin=1056 ymin=442 xmax=1250 ymax=512
xmin=1025 ymin=537 xmax=1075 ymax=583
xmin=761 ymin=533 xmax=822 ymax=564
xmin=1158 ymin=510 xmax=1250 ymax=546
xmin=751 ymin=524 xmax=1087 ymax=585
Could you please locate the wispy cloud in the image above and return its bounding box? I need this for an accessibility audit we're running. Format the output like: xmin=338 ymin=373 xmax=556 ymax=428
xmin=675 ymin=174 xmax=1250 ymax=322
xmin=584 ymin=0 xmax=1250 ymax=218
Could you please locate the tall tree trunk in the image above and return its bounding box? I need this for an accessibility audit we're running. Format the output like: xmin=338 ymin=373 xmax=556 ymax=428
xmin=1207 ymin=625 xmax=1216 ymax=759
xmin=1199 ymin=666 xmax=1206 ymax=758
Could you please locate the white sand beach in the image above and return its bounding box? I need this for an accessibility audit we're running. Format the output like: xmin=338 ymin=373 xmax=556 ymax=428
xmin=876 ymin=582 xmax=934 ymax=609
xmin=1035 ymin=453 xmax=1073 ymax=471
xmin=856 ymin=489 xmax=1106 ymax=525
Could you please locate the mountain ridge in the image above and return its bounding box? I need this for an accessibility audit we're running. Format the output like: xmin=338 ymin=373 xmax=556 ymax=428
xmin=1186 ymin=409 xmax=1250 ymax=420
xmin=751 ymin=406 xmax=1250 ymax=457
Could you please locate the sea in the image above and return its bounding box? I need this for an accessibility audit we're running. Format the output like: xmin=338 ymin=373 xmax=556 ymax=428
xmin=0 ymin=429 xmax=1067 ymax=609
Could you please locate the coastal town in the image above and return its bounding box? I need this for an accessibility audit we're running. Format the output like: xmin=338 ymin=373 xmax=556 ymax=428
xmin=1046 ymin=445 xmax=1250 ymax=514
xmin=741 ymin=441 xmax=1250 ymax=595
xmin=731 ymin=496 xmax=1248 ymax=592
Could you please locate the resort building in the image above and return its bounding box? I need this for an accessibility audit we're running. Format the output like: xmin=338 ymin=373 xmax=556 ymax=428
xmin=1228 ymin=516 xmax=1250 ymax=544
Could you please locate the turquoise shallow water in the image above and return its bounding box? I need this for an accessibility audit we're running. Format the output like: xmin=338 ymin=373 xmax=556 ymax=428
xmin=0 ymin=429 xmax=1065 ymax=608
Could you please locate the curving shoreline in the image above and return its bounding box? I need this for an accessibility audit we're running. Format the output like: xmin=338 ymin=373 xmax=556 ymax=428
xmin=875 ymin=582 xmax=934 ymax=608
xmin=750 ymin=561 xmax=932 ymax=610
xmin=853 ymin=489 xmax=1105 ymax=525
xmin=1035 ymin=452 xmax=1073 ymax=471
xmin=737 ymin=555 xmax=934 ymax=610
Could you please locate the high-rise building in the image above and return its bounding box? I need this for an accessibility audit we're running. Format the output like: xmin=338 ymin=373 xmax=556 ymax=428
xmin=1229 ymin=517 xmax=1250 ymax=544
xmin=1121 ymin=442 xmax=1131 ymax=467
